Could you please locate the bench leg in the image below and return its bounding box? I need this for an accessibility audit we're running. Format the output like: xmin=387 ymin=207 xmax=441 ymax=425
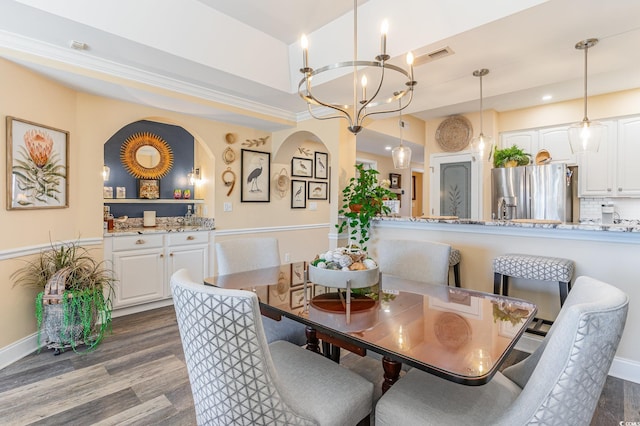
xmin=493 ymin=273 xmax=501 ymax=295
xmin=559 ymin=281 xmax=570 ymax=306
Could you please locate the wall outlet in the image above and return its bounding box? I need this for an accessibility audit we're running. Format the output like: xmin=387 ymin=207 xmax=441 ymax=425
xmin=309 ymin=202 xmax=317 ymax=211
xmin=284 ymin=253 xmax=290 ymax=262
xmin=223 ymin=202 xmax=232 ymax=212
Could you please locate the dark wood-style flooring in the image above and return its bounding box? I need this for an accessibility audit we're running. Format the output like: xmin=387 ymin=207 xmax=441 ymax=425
xmin=0 ymin=306 xmax=638 ymax=425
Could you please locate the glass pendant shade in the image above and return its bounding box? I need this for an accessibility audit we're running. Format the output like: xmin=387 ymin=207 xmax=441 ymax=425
xmin=392 ymin=144 xmax=412 ymax=169
xmin=469 ymin=133 xmax=493 ymax=158
xmin=569 ymin=119 xmax=603 ymax=153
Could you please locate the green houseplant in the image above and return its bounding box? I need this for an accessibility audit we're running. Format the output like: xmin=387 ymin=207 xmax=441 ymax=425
xmin=12 ymin=240 xmax=115 ymax=354
xmin=336 ymin=164 xmax=396 ymax=250
xmin=492 ymin=145 xmax=531 ymax=168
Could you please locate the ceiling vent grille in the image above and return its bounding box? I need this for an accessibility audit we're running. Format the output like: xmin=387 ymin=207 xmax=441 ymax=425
xmin=414 ymin=46 xmax=454 ymax=66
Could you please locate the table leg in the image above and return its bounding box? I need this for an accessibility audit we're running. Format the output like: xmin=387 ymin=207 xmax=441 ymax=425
xmin=321 ymin=341 xmax=341 ymax=363
xmin=382 ymin=356 xmax=402 ymax=393
xmin=305 ymin=326 xmax=321 ymax=354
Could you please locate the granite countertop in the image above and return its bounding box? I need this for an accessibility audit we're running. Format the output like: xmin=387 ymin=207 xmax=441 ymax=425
xmin=104 ymin=225 xmax=214 ymax=237
xmin=103 ymin=215 xmax=215 ymax=237
xmin=374 ymin=216 xmax=640 ymax=233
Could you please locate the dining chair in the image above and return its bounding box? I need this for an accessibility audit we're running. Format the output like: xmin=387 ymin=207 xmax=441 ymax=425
xmin=375 ymin=276 xmax=629 ymax=426
xmin=215 ymin=237 xmax=307 ymax=346
xmin=171 ymin=269 xmax=374 ymax=426
xmin=378 ymin=239 xmax=451 ymax=286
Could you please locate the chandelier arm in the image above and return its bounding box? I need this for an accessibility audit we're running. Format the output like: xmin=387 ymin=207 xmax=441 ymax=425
xmin=304 ymin=96 xmax=355 ymax=126
xmin=355 ymin=63 xmax=387 ymax=124
xmin=360 ymin=88 xmax=414 ymax=122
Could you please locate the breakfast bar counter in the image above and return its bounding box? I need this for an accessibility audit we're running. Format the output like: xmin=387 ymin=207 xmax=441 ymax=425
xmin=368 ymin=216 xmax=640 ymax=383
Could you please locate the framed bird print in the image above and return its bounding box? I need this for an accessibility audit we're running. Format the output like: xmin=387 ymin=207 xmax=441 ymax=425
xmin=291 ymin=179 xmax=306 ymax=209
xmin=308 ymin=181 xmax=327 ymax=200
xmin=241 ymin=149 xmax=270 ymax=202
xmin=314 ymin=152 xmax=328 ymax=179
xmin=291 ymin=157 xmax=312 ymax=177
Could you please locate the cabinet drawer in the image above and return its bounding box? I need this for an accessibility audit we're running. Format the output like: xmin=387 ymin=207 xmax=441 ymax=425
xmin=112 ymin=234 xmax=164 ymax=251
xmin=167 ymin=231 xmax=209 ymax=246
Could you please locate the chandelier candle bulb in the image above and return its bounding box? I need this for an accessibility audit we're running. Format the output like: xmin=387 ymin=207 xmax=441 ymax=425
xmin=361 ymin=75 xmax=367 ymax=101
xmin=381 ymin=20 xmax=388 ymax=56
xmin=301 ymin=34 xmax=309 ymax=70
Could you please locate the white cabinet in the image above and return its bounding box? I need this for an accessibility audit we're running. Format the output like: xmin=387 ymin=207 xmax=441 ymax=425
xmin=577 ymin=121 xmax=616 ymax=197
xmin=616 ymin=117 xmax=640 ymax=196
xmin=105 ymin=230 xmax=214 ymax=311
xmin=500 ymin=126 xmax=575 ymax=165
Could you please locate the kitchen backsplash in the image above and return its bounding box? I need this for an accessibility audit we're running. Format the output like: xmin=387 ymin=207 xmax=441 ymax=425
xmin=579 ymin=197 xmax=640 ymax=222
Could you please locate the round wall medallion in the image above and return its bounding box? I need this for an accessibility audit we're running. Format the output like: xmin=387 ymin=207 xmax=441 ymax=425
xmin=435 ymin=116 xmax=473 ymax=152
xmin=222 ymin=147 xmax=236 ymax=165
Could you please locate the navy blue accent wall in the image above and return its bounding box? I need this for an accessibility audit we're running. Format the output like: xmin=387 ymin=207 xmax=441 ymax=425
xmin=103 ymin=120 xmax=195 ymax=218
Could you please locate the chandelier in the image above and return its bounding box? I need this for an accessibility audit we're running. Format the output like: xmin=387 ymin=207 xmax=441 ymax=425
xmin=568 ymin=38 xmax=603 ymax=153
xmin=299 ymin=0 xmax=416 ymax=135
xmin=469 ymin=68 xmax=493 ymax=160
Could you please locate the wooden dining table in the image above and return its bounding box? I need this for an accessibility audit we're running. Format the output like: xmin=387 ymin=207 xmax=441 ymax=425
xmin=205 ymin=266 xmax=537 ymax=391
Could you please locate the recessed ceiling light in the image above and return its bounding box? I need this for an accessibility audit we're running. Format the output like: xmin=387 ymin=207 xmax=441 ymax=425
xmin=385 ymin=146 xmax=392 ymax=151
xmin=69 ymin=40 xmax=88 ymax=50
xmin=542 ymin=94 xmax=553 ymax=101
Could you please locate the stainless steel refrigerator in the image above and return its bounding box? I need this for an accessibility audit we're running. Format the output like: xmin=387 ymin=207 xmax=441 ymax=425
xmin=491 ymin=164 xmax=574 ymax=222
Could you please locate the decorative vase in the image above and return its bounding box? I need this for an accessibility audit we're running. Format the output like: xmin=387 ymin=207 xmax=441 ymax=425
xmin=349 ymin=203 xmax=363 ymax=213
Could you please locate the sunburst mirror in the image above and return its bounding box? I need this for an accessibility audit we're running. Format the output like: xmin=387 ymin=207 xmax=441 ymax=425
xmin=120 ymin=132 xmax=174 ymax=179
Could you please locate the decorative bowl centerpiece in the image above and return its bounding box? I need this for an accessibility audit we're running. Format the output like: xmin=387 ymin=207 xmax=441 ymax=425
xmin=309 ymin=246 xmax=379 ymax=289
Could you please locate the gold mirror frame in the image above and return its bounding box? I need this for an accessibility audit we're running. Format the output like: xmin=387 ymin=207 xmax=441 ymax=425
xmin=120 ymin=132 xmax=174 ymax=179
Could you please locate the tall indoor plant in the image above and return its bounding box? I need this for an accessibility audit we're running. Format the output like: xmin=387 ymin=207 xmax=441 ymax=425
xmin=12 ymin=240 xmax=115 ymax=354
xmin=337 ymin=164 xmax=396 ymax=250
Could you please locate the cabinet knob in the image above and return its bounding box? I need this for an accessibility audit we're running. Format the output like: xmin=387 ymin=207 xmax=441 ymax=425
xmin=618 ymin=187 xmax=623 ymax=192
xmin=187 ymin=236 xmax=195 ymax=240
xmin=170 ymin=253 xmax=174 ymax=257
xmin=607 ymin=188 xmax=612 ymax=192
xmin=160 ymin=254 xmax=164 ymax=258
xmin=135 ymin=239 xmax=145 ymax=244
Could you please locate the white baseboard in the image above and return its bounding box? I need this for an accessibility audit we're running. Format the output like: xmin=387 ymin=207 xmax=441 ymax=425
xmin=111 ymin=299 xmax=174 ymax=318
xmin=0 ymin=332 xmax=38 ymax=371
xmin=516 ymin=333 xmax=640 ymax=384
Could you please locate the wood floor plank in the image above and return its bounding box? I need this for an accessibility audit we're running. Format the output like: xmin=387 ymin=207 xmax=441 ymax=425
xmin=591 ymin=375 xmax=625 ymax=426
xmin=624 ymin=379 xmax=640 ymax=421
xmin=92 ymin=395 xmax=176 ymax=426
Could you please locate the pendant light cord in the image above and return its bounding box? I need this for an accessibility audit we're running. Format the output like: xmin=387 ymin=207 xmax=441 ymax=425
xmin=479 ymin=74 xmax=484 ymax=135
xmin=583 ymin=45 xmax=589 ymax=121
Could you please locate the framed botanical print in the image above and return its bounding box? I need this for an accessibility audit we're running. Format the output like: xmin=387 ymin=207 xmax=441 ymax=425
xmin=291 ymin=180 xmax=306 ymax=209
xmin=138 ymin=179 xmax=160 ymax=199
xmin=390 ymin=173 xmax=402 ymax=189
xmin=308 ymin=181 xmax=328 ymax=200
xmin=290 ymin=261 xmax=306 ymax=286
xmin=290 ymin=286 xmax=312 ymax=310
xmin=291 ymin=156 xmax=313 ymax=177
xmin=6 ymin=116 xmax=69 ymax=210
xmin=241 ymin=149 xmax=270 ymax=202
xmin=314 ymin=152 xmax=328 ymax=179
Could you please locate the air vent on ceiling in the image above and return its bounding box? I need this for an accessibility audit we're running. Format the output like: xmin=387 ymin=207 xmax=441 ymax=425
xmin=414 ymin=46 xmax=454 ymax=66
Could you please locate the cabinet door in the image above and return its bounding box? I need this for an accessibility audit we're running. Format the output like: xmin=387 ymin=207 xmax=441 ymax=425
xmin=616 ymin=117 xmax=640 ymax=196
xmin=578 ymin=121 xmax=616 ymax=197
xmin=500 ymin=130 xmax=537 ymax=154
xmin=538 ymin=126 xmax=575 ymax=164
xmin=167 ymin=244 xmax=209 ymax=296
xmin=112 ymin=248 xmax=165 ymax=308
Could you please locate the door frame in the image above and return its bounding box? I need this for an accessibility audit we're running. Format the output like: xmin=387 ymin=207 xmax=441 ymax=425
xmin=429 ymin=152 xmax=483 ymax=219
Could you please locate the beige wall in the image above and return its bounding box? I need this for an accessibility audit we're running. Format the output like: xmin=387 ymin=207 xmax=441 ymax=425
xmin=0 ymin=59 xmax=337 ymax=351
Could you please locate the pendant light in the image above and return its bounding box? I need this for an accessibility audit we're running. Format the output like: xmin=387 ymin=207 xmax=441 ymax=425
xmin=392 ymin=100 xmax=411 ymax=169
xmin=569 ymin=38 xmax=603 ymax=153
xmin=469 ymin=68 xmax=493 ymax=160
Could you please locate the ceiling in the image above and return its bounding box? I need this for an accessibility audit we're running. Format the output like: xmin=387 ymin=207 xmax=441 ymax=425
xmin=1 ymin=0 xmax=640 ymax=163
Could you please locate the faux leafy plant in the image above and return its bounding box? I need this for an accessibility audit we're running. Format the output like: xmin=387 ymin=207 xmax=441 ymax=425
xmin=492 ymin=145 xmax=531 ymax=168
xmin=12 ymin=240 xmax=115 ymax=353
xmin=336 ymin=164 xmax=396 ymax=250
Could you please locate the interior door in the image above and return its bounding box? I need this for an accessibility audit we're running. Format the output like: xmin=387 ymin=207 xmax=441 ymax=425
xmin=430 ymin=152 xmax=482 ymax=219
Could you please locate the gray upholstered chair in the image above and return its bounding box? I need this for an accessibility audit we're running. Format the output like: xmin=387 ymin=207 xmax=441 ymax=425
xmin=215 ymin=237 xmax=307 ymax=346
xmin=171 ymin=269 xmax=374 ymax=425
xmin=375 ymin=276 xmax=628 ymax=426
xmin=378 ymin=239 xmax=451 ymax=287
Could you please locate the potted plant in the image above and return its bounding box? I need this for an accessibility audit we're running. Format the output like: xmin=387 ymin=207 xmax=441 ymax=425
xmin=12 ymin=240 xmax=115 ymax=354
xmin=492 ymin=145 xmax=531 ymax=168
xmin=336 ymin=164 xmax=396 ymax=250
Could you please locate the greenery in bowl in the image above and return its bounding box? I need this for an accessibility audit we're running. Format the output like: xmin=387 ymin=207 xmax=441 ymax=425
xmin=492 ymin=145 xmax=531 ymax=168
xmin=336 ymin=164 xmax=396 ymax=250
xmin=12 ymin=240 xmax=115 ymax=353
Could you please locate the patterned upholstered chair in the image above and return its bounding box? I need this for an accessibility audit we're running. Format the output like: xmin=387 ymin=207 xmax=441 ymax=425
xmin=171 ymin=269 xmax=374 ymax=426
xmin=215 ymin=237 xmax=306 ymax=346
xmin=448 ymin=248 xmax=462 ymax=287
xmin=378 ymin=240 xmax=451 ymax=288
xmin=375 ymin=276 xmax=628 ymax=426
xmin=493 ymin=253 xmax=575 ymax=336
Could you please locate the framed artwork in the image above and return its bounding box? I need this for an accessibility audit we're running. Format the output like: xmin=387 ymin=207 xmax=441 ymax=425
xmin=269 ymin=267 xmax=291 ymax=307
xmin=390 ymin=173 xmax=402 ymax=189
xmin=314 ymin=152 xmax=328 ymax=179
xmin=291 ymin=156 xmax=313 ymax=177
xmin=103 ymin=187 xmax=114 ymax=199
xmin=116 ymin=187 xmax=126 ymax=199
xmin=138 ymin=179 xmax=160 ymax=199
xmin=241 ymin=149 xmax=270 ymax=202
xmin=308 ymin=181 xmax=328 ymax=200
xmin=290 ymin=261 xmax=306 ymax=286
xmin=252 ymin=286 xmax=269 ymax=304
xmin=314 ymin=285 xmax=327 ymax=296
xmin=290 ymin=285 xmax=312 ymax=310
xmin=291 ymin=180 xmax=306 ymax=209
xmin=6 ymin=116 xmax=69 ymax=210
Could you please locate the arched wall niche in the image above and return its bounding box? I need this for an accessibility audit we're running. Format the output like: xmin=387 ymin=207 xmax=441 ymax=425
xmin=103 ymin=117 xmax=215 ymax=218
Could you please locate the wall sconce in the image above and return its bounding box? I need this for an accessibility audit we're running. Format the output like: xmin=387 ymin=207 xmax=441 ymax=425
xmin=102 ymin=165 xmax=110 ymax=182
xmin=188 ymin=167 xmax=201 ymax=186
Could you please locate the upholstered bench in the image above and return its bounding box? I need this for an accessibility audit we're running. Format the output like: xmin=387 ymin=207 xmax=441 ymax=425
xmin=493 ymin=253 xmax=575 ymax=336
xmin=449 ymin=248 xmax=461 ymax=287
